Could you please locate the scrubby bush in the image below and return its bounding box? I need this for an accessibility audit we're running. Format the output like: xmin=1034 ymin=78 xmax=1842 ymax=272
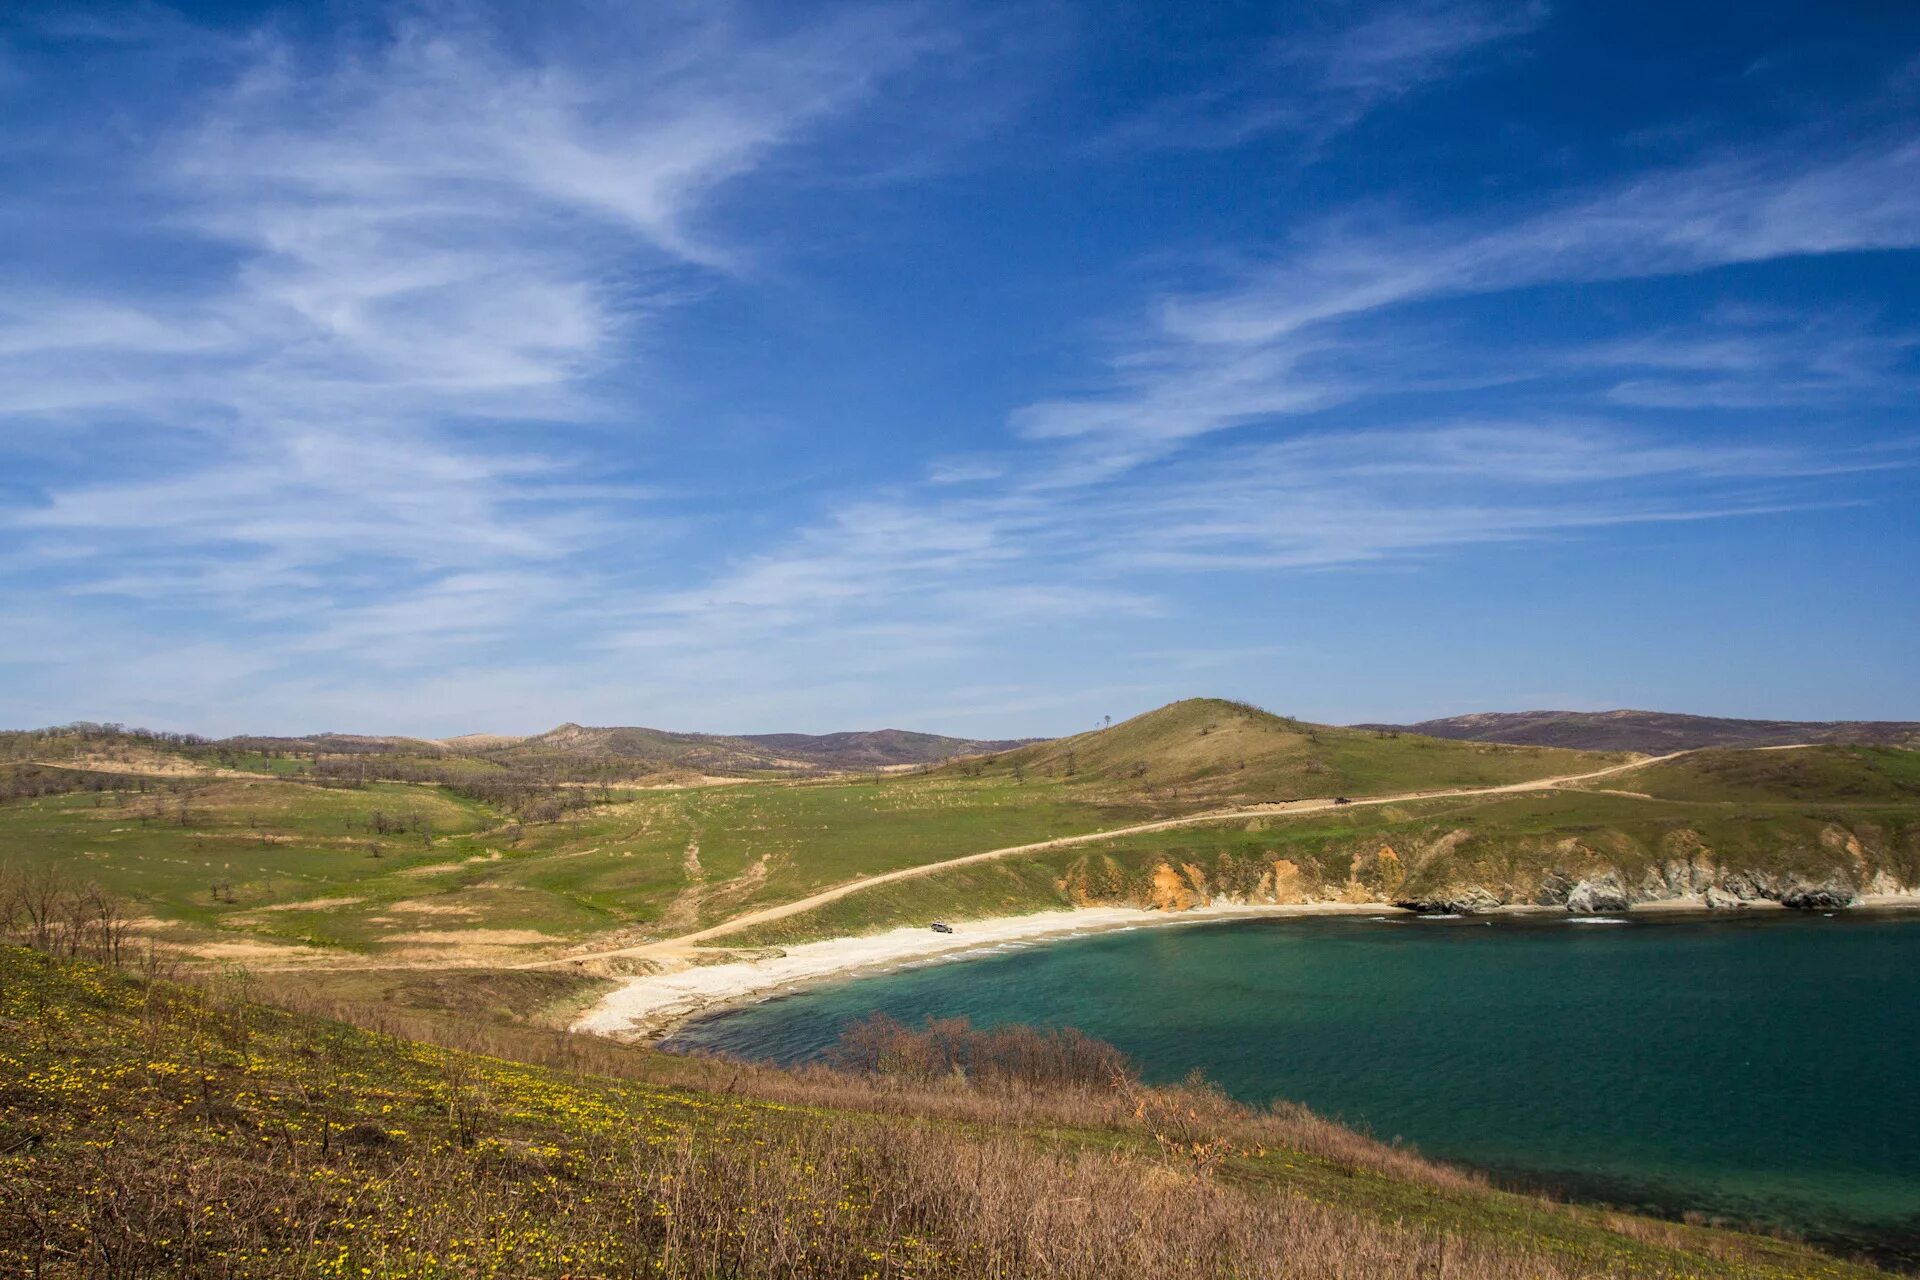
xmin=828 ymin=1013 xmax=1136 ymax=1091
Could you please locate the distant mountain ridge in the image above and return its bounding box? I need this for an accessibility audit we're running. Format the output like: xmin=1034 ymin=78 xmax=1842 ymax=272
xmin=204 ymin=722 xmax=1040 ymax=773
xmin=486 ymin=722 xmax=1039 ymax=772
xmin=737 ymin=729 xmax=1040 ymax=769
xmin=1354 ymin=710 xmax=1920 ymax=754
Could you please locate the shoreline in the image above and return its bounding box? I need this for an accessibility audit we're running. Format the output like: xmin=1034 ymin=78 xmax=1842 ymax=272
xmin=570 ymin=892 xmax=1920 ymax=1042
xmin=572 ymin=901 xmax=1397 ymax=1041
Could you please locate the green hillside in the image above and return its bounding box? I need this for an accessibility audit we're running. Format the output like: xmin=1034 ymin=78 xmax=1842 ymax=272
xmin=463 ymin=722 xmax=1038 ymax=775
xmin=955 ymin=699 xmax=1626 ymax=805
xmin=0 ymin=700 xmax=1623 ymax=961
xmin=0 ymin=945 xmax=1885 ymax=1280
xmin=735 ymin=764 xmax=1920 ymax=945
xmin=0 ymin=765 xmax=1152 ymax=959
xmin=1612 ymin=745 xmax=1920 ymax=804
xmin=0 ymin=764 xmax=1145 ymax=956
xmin=3 ymin=710 xmax=1914 ymax=968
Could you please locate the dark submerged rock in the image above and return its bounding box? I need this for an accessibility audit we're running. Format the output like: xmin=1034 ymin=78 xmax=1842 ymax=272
xmin=1779 ymin=884 xmax=1856 ymax=911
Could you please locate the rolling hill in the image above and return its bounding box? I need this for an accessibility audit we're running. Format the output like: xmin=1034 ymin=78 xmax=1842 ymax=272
xmin=1354 ymin=709 xmax=1920 ymax=753
xmin=739 ymin=743 xmax=1920 ymax=944
xmin=7 ymin=702 xmax=1915 ymax=965
xmin=9 ymin=719 xmax=1040 ymax=779
xmin=949 ymin=698 xmax=1625 ymax=804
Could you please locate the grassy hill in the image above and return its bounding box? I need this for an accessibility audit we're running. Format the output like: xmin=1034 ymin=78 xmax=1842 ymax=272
xmin=1612 ymin=745 xmax=1920 ymax=804
xmin=0 ymin=701 xmax=1623 ymax=962
xmin=735 ymin=744 xmax=1920 ymax=944
xmin=5 ymin=711 xmax=1913 ymax=1277
xmin=1357 ymin=710 xmax=1920 ymax=753
xmin=0 ymin=763 xmax=1159 ymax=961
xmin=0 ymin=944 xmax=1888 ymax=1280
xmin=2 ymin=706 xmax=1913 ymax=966
xmin=951 ymin=698 xmax=1626 ymax=805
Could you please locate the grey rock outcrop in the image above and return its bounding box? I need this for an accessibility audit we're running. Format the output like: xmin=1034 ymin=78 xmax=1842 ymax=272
xmin=1565 ymin=873 xmax=1630 ymax=913
xmin=1533 ymin=873 xmax=1573 ymax=907
xmin=1395 ymin=886 xmax=1503 ymax=915
xmin=1778 ymin=882 xmax=1857 ymax=910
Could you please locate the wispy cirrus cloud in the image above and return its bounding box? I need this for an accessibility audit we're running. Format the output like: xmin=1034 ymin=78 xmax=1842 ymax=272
xmin=2 ymin=1 xmax=947 ymax=668
xmin=1099 ymin=0 xmax=1547 ymax=153
xmin=1583 ymin=310 xmax=1920 ymax=410
xmin=592 ymin=418 xmax=1895 ymax=674
xmin=1017 ymin=129 xmax=1920 ymax=451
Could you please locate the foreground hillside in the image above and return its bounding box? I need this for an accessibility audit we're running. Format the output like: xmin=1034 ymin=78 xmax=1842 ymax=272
xmin=0 ymin=946 xmax=1886 ymax=1280
xmin=1358 ymin=710 xmax=1920 ymax=753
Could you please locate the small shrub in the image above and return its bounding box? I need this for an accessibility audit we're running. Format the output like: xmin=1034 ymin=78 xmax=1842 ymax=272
xmin=828 ymin=1013 xmax=1136 ymax=1091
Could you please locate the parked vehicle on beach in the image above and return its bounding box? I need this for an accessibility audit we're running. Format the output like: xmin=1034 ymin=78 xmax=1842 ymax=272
xmin=931 ymin=921 xmax=954 ymax=934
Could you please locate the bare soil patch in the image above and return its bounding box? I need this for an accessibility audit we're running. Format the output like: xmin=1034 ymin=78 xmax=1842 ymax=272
xmin=385 ymin=929 xmax=553 ymax=946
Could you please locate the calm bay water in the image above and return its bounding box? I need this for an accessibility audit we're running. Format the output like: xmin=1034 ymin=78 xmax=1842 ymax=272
xmin=666 ymin=911 xmax=1920 ymax=1260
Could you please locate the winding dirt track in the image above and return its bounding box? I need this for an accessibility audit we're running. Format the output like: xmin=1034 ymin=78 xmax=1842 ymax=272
xmin=522 ymin=749 xmax=1685 ymax=971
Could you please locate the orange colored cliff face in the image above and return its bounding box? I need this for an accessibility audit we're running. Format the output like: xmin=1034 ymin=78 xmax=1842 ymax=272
xmin=1148 ymin=862 xmax=1201 ymax=911
xmin=1820 ymin=824 xmax=1869 ymax=875
xmin=1373 ymin=845 xmax=1404 ymax=894
xmin=1343 ymin=844 xmax=1405 ymax=900
xmin=1269 ymin=858 xmax=1306 ymax=903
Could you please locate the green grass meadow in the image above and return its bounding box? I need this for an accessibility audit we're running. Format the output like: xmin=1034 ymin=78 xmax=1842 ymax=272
xmin=1 ymin=723 xmax=1914 ymax=965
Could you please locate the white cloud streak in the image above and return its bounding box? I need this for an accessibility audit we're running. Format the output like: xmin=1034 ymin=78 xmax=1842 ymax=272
xmin=1018 ymin=131 xmax=1920 ymax=449
xmin=1099 ymin=0 xmax=1547 ymax=153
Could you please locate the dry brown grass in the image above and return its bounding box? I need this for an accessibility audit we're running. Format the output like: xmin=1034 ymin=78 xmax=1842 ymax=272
xmin=3 ymin=885 xmax=1886 ymax=1280
xmin=266 ymin=981 xmax=1484 ymax=1196
xmin=3 ymin=948 xmax=1889 ymax=1274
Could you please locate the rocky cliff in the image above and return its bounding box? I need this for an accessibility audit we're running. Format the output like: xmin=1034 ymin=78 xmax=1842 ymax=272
xmin=1055 ymin=816 xmax=1918 ymax=916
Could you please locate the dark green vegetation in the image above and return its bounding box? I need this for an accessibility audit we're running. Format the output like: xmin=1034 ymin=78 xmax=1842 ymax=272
xmin=1359 ymin=709 xmax=1920 ymax=754
xmin=1 ymin=944 xmax=1891 ymax=1279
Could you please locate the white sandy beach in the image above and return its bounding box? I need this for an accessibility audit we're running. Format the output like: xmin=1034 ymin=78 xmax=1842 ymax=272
xmin=572 ymin=901 xmax=1404 ymax=1039
xmin=570 ymin=890 xmax=1920 ymax=1041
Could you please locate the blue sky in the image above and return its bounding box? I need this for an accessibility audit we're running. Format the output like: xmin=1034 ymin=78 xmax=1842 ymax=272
xmin=2 ymin=0 xmax=1917 ymax=738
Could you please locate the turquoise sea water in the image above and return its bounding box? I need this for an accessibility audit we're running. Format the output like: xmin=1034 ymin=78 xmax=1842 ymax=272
xmin=666 ymin=911 xmax=1920 ymax=1262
